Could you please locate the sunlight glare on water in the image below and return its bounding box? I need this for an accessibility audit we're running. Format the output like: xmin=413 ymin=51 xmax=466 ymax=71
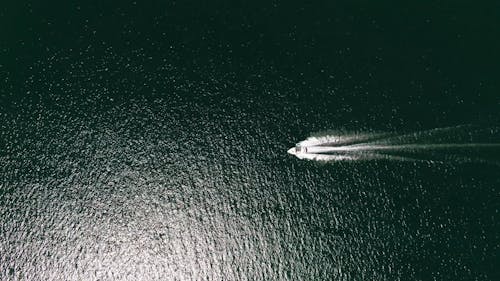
xmin=1 ymin=2 xmax=499 ymax=280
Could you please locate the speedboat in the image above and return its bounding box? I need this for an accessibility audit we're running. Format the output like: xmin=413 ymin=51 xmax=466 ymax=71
xmin=287 ymin=145 xmax=307 ymax=155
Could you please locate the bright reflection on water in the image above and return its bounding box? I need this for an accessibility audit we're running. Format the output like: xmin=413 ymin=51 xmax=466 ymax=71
xmin=1 ymin=99 xmax=402 ymax=280
xmin=1 ymin=50 xmax=498 ymax=281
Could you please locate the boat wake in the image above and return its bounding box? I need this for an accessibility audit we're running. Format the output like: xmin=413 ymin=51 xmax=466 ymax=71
xmin=288 ymin=125 xmax=500 ymax=164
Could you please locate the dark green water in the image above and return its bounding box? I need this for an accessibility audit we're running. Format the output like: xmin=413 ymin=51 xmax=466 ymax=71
xmin=1 ymin=2 xmax=499 ymax=280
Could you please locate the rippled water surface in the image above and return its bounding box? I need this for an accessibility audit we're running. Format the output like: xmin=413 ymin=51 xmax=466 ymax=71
xmin=1 ymin=2 xmax=499 ymax=280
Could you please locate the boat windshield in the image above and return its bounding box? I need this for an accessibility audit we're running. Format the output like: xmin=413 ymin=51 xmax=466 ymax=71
xmin=295 ymin=146 xmax=307 ymax=153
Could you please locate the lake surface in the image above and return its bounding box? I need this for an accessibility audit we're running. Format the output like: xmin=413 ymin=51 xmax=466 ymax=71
xmin=1 ymin=2 xmax=499 ymax=280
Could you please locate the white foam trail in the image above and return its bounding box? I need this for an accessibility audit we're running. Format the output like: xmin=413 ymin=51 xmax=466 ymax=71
xmin=298 ymin=132 xmax=393 ymax=147
xmin=294 ymin=153 xmax=358 ymax=161
xmin=290 ymin=127 xmax=500 ymax=163
xmin=295 ymin=152 xmax=424 ymax=162
xmin=305 ymin=143 xmax=500 ymax=154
